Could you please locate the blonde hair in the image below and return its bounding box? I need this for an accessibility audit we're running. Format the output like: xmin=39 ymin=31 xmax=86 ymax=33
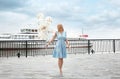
xmin=57 ymin=24 xmax=64 ymax=32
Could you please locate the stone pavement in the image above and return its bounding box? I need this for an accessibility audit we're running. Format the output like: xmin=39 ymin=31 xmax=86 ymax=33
xmin=0 ymin=53 xmax=120 ymax=79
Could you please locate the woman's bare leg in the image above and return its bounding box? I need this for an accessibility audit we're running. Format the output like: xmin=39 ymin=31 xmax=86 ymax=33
xmin=58 ymin=58 xmax=63 ymax=75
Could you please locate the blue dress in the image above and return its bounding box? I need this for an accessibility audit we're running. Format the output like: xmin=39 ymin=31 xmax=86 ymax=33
xmin=53 ymin=31 xmax=67 ymax=58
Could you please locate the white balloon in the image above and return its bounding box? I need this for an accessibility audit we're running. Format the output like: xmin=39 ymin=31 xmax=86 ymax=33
xmin=37 ymin=13 xmax=44 ymax=19
xmin=45 ymin=16 xmax=52 ymax=23
xmin=37 ymin=13 xmax=52 ymax=40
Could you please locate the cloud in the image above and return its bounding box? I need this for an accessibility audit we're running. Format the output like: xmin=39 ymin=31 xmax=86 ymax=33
xmin=0 ymin=11 xmax=36 ymax=34
xmin=0 ymin=0 xmax=29 ymax=11
xmin=84 ymin=9 xmax=120 ymax=28
xmin=109 ymin=0 xmax=120 ymax=6
xmin=27 ymin=0 xmax=85 ymax=20
xmin=0 ymin=0 xmax=86 ymax=22
xmin=0 ymin=0 xmax=120 ymax=39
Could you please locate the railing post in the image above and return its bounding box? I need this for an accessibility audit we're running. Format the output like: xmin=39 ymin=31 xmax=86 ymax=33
xmin=88 ymin=40 xmax=90 ymax=54
xmin=26 ymin=41 xmax=28 ymax=58
xmin=113 ymin=40 xmax=115 ymax=53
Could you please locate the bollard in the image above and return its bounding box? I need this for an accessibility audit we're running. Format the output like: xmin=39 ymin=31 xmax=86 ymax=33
xmin=17 ymin=52 xmax=20 ymax=58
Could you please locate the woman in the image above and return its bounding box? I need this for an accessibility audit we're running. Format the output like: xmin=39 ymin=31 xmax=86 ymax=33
xmin=46 ymin=24 xmax=70 ymax=76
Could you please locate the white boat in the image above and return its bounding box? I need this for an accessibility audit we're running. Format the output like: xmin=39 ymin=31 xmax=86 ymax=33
xmin=0 ymin=28 xmax=92 ymax=50
xmin=0 ymin=29 xmax=39 ymax=40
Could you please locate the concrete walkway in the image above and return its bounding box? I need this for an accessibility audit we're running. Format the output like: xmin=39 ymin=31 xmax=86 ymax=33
xmin=0 ymin=53 xmax=120 ymax=79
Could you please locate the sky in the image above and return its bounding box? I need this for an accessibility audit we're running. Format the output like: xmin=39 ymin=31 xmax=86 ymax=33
xmin=0 ymin=0 xmax=120 ymax=39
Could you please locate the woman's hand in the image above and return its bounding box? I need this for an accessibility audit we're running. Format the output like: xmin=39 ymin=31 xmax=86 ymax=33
xmin=67 ymin=44 xmax=71 ymax=51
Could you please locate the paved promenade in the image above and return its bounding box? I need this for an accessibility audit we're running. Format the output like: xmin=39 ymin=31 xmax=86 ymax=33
xmin=0 ymin=53 xmax=120 ymax=79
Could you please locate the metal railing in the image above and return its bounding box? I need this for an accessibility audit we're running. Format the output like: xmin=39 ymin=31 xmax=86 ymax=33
xmin=0 ymin=39 xmax=120 ymax=57
xmin=89 ymin=39 xmax=120 ymax=54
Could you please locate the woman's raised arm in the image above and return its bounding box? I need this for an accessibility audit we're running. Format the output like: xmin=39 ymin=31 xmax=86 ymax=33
xmin=46 ymin=32 xmax=57 ymax=47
